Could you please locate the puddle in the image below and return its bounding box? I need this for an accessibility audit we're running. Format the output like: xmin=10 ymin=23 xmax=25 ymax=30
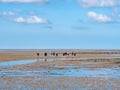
xmin=0 ymin=60 xmax=37 ymax=68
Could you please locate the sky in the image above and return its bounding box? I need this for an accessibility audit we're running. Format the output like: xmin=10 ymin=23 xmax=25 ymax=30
xmin=0 ymin=0 xmax=120 ymax=49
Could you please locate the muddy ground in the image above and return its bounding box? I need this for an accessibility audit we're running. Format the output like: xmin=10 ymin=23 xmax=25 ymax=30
xmin=0 ymin=50 xmax=120 ymax=90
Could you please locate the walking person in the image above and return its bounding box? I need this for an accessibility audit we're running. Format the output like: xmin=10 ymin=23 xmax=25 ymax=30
xmin=37 ymin=52 xmax=39 ymax=57
xmin=44 ymin=52 xmax=47 ymax=57
xmin=56 ymin=53 xmax=58 ymax=56
xmin=44 ymin=52 xmax=47 ymax=62
xmin=74 ymin=52 xmax=76 ymax=56
xmin=37 ymin=52 xmax=40 ymax=61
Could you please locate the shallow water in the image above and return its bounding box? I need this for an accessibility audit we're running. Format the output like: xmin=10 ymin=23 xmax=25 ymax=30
xmin=0 ymin=60 xmax=37 ymax=68
xmin=0 ymin=52 xmax=120 ymax=89
xmin=0 ymin=58 xmax=91 ymax=68
xmin=0 ymin=59 xmax=120 ymax=78
xmin=0 ymin=57 xmax=112 ymax=68
xmin=44 ymin=66 xmax=120 ymax=78
xmin=0 ymin=66 xmax=120 ymax=78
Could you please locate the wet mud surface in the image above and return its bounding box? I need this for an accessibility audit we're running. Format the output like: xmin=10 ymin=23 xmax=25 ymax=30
xmin=0 ymin=58 xmax=120 ymax=90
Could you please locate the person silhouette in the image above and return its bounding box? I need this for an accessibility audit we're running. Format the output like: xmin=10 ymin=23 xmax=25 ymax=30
xmin=37 ymin=52 xmax=40 ymax=61
xmin=37 ymin=53 xmax=39 ymax=57
xmin=44 ymin=52 xmax=47 ymax=56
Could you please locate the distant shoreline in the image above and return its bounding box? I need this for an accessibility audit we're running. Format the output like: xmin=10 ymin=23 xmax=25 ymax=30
xmin=0 ymin=49 xmax=120 ymax=62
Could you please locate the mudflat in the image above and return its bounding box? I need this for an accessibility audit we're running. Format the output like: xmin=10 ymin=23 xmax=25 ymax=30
xmin=0 ymin=49 xmax=120 ymax=61
xmin=0 ymin=49 xmax=120 ymax=90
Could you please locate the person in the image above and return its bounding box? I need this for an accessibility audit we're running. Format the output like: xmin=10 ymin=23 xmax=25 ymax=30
xmin=37 ymin=52 xmax=40 ymax=61
xmin=56 ymin=53 xmax=58 ymax=56
xmin=44 ymin=52 xmax=47 ymax=56
xmin=72 ymin=52 xmax=74 ymax=56
xmin=53 ymin=52 xmax=55 ymax=56
xmin=37 ymin=53 xmax=39 ymax=57
xmin=63 ymin=52 xmax=67 ymax=56
xmin=74 ymin=52 xmax=76 ymax=56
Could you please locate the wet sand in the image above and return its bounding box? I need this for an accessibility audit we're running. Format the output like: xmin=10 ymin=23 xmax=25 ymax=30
xmin=0 ymin=49 xmax=120 ymax=62
xmin=0 ymin=49 xmax=120 ymax=90
xmin=1 ymin=59 xmax=120 ymax=71
xmin=0 ymin=76 xmax=120 ymax=90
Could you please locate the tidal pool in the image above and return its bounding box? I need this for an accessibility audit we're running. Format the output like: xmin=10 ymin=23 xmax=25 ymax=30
xmin=0 ymin=58 xmax=94 ymax=68
xmin=0 ymin=59 xmax=120 ymax=78
xmin=0 ymin=60 xmax=37 ymax=68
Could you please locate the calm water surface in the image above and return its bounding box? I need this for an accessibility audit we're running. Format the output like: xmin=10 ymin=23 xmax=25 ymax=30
xmin=0 ymin=59 xmax=120 ymax=78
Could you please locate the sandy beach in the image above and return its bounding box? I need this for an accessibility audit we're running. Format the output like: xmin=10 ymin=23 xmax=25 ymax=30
xmin=0 ymin=49 xmax=120 ymax=90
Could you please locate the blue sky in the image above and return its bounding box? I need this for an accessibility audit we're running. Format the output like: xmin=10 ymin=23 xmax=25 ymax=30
xmin=0 ymin=0 xmax=120 ymax=49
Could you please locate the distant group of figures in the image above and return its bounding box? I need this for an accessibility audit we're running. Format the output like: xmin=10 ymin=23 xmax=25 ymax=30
xmin=63 ymin=52 xmax=76 ymax=56
xmin=36 ymin=52 xmax=76 ymax=57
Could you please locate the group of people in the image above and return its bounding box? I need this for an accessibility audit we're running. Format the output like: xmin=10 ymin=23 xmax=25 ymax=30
xmin=36 ymin=52 xmax=76 ymax=57
xmin=63 ymin=52 xmax=76 ymax=56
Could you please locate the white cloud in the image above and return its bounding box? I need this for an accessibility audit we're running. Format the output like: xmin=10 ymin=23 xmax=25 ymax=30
xmin=88 ymin=11 xmax=112 ymax=23
xmin=13 ymin=16 xmax=48 ymax=24
xmin=78 ymin=0 xmax=119 ymax=7
xmin=0 ymin=11 xmax=15 ymax=16
xmin=0 ymin=11 xmax=49 ymax=24
xmin=0 ymin=0 xmax=48 ymax=3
